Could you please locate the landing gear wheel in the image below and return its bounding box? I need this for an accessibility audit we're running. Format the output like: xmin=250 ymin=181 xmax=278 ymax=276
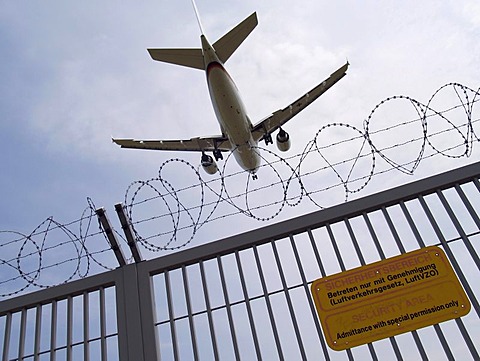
xmin=213 ymin=149 xmax=223 ymax=161
xmin=264 ymin=133 xmax=273 ymax=145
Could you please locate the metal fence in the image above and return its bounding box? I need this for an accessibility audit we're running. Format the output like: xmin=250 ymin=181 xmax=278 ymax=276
xmin=1 ymin=161 xmax=480 ymax=360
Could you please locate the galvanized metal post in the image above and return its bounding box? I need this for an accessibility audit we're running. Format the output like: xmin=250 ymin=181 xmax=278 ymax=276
xmin=116 ymin=264 xmax=145 ymax=361
xmin=116 ymin=263 xmax=159 ymax=361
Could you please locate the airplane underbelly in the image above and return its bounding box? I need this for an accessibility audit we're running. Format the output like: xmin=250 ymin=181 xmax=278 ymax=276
xmin=233 ymin=144 xmax=261 ymax=173
xmin=207 ymin=63 xmax=251 ymax=145
xmin=207 ymin=62 xmax=260 ymax=173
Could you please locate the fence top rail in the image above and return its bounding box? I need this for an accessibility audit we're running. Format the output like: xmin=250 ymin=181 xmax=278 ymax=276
xmin=141 ymin=161 xmax=480 ymax=275
xmin=0 ymin=263 xmax=121 ymax=315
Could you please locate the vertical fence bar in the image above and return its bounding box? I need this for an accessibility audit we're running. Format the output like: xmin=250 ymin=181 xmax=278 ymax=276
xmin=454 ymin=318 xmax=480 ymax=359
xmin=436 ymin=189 xmax=480 ymax=269
xmin=472 ymin=177 xmax=480 ymax=194
xmin=115 ymin=273 xmax=128 ymax=361
xmin=363 ymin=213 xmax=386 ymax=259
xmin=419 ymin=195 xmax=480 ymax=317
xmin=384 ymin=206 xmax=427 ymax=354
xmin=17 ymin=308 xmax=27 ymax=361
xmin=164 ymin=270 xmax=179 ymax=361
xmin=362 ymin=212 xmax=385 ymax=258
xmin=34 ymin=305 xmax=42 ymax=361
xmin=398 ymin=201 xmax=426 ymax=247
xmin=455 ymin=183 xmax=480 ymax=229
xmin=307 ymin=229 xmax=327 ymax=278
xmin=2 ymin=312 xmax=11 ymax=361
xmin=217 ymin=256 xmax=240 ymax=361
xmin=51 ymin=300 xmax=57 ymax=361
xmin=382 ymin=206 xmax=430 ymax=359
xmin=409 ymin=330 xmax=428 ymax=361
xmin=271 ymin=240 xmax=307 ymax=360
xmin=199 ymin=261 xmax=219 ymax=361
xmin=381 ymin=207 xmax=406 ymax=253
xmin=390 ymin=338 xmax=404 ymax=361
xmin=325 ymin=224 xmax=346 ymax=271
xmin=383 ymin=205 xmax=431 ymax=357
xmin=419 ymin=194 xmax=477 ymax=359
xmin=433 ymin=323 xmax=455 ymax=361
xmin=83 ymin=292 xmax=90 ymax=361
xmin=344 ymin=219 xmax=366 ymax=265
xmin=181 ymin=265 xmax=199 ymax=361
xmin=435 ymin=191 xmax=480 ymax=358
xmin=325 ymin=224 xmax=354 ymax=361
xmin=66 ymin=296 xmax=73 ymax=361
xmin=344 ymin=219 xmax=379 ymax=361
xmin=363 ymin=211 xmax=413 ymax=359
xmin=99 ymin=287 xmax=107 ymax=361
xmin=400 ymin=201 xmax=452 ymax=359
xmin=253 ymin=245 xmax=284 ymax=361
xmin=308 ymin=228 xmax=337 ymax=359
xmin=234 ymin=251 xmax=262 ymax=360
xmin=289 ymin=234 xmax=330 ymax=361
xmin=390 ymin=204 xmax=429 ymax=360
xmin=398 ymin=201 xmax=429 ymax=359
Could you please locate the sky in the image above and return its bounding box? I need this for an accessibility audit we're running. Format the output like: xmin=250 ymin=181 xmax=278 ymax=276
xmin=0 ymin=0 xmax=480 ymax=266
xmin=0 ymin=1 xmax=480 ymax=359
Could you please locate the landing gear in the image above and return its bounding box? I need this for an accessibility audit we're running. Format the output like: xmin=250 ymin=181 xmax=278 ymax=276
xmin=264 ymin=133 xmax=273 ymax=146
xmin=213 ymin=149 xmax=223 ymax=161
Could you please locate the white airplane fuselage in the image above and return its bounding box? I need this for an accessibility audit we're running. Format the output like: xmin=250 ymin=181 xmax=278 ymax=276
xmin=201 ymin=36 xmax=261 ymax=174
xmin=112 ymin=13 xmax=349 ymax=176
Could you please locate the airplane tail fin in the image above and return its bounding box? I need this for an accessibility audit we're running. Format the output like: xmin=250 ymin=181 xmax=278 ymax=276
xmin=213 ymin=12 xmax=257 ymax=63
xmin=147 ymin=12 xmax=258 ymax=70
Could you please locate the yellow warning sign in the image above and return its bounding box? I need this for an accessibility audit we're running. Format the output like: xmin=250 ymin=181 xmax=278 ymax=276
xmin=311 ymin=246 xmax=470 ymax=350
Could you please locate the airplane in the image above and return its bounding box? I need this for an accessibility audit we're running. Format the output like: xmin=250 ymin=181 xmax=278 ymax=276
xmin=113 ymin=10 xmax=349 ymax=179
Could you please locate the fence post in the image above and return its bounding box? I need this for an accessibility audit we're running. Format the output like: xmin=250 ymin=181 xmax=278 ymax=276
xmin=116 ymin=263 xmax=159 ymax=361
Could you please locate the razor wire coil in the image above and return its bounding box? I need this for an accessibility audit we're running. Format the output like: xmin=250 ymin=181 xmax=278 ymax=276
xmin=0 ymin=82 xmax=478 ymax=297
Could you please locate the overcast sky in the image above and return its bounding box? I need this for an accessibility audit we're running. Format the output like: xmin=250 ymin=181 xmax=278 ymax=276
xmin=1 ymin=0 xmax=479 ymax=261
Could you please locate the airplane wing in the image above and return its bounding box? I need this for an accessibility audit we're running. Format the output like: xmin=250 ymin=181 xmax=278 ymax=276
xmin=112 ymin=136 xmax=232 ymax=152
xmin=251 ymin=62 xmax=349 ymax=142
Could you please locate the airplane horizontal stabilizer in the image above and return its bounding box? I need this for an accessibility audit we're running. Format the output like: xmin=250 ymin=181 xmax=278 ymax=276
xmin=147 ymin=12 xmax=257 ymax=70
xmin=147 ymin=48 xmax=204 ymax=70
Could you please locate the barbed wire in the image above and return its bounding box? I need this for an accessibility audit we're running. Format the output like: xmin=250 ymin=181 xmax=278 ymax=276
xmin=124 ymin=82 xmax=480 ymax=250
xmin=0 ymin=198 xmax=118 ymax=298
xmin=0 ymin=82 xmax=478 ymax=297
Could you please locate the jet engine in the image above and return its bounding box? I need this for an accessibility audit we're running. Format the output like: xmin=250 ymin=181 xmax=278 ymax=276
xmin=276 ymin=128 xmax=291 ymax=152
xmin=201 ymin=153 xmax=218 ymax=175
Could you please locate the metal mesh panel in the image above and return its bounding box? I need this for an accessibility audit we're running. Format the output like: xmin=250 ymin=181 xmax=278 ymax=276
xmin=151 ymin=181 xmax=480 ymax=360
xmin=1 ymin=162 xmax=480 ymax=360
xmin=0 ymin=287 xmax=118 ymax=361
